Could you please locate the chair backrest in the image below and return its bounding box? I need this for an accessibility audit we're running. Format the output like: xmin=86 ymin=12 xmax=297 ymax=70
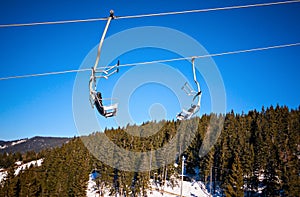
xmin=93 ymin=91 xmax=118 ymax=117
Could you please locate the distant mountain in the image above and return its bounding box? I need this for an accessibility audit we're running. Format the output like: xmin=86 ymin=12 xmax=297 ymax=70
xmin=0 ymin=136 xmax=70 ymax=154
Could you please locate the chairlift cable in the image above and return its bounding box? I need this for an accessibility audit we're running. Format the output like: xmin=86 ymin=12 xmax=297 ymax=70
xmin=116 ymin=0 xmax=300 ymax=20
xmin=0 ymin=68 xmax=91 ymax=81
xmin=0 ymin=0 xmax=299 ymax=28
xmin=0 ymin=41 xmax=299 ymax=81
xmin=108 ymin=42 xmax=300 ymax=68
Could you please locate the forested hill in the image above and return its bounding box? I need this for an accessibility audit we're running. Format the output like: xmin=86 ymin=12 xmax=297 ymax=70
xmin=0 ymin=136 xmax=70 ymax=154
xmin=0 ymin=105 xmax=299 ymax=196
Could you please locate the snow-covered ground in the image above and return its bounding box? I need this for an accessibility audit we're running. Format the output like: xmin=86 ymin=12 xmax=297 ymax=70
xmin=86 ymin=176 xmax=210 ymax=197
xmin=14 ymin=158 xmax=43 ymax=176
xmin=0 ymin=145 xmax=8 ymax=149
xmin=0 ymin=158 xmax=43 ymax=184
xmin=11 ymin=139 xmax=27 ymax=146
xmin=0 ymin=169 xmax=7 ymax=184
xmin=0 ymin=139 xmax=27 ymax=150
xmin=86 ymin=177 xmax=99 ymax=196
xmin=148 ymin=179 xmax=210 ymax=197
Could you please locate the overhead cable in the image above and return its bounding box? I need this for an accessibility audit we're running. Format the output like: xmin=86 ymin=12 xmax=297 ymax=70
xmin=0 ymin=18 xmax=107 ymax=28
xmin=0 ymin=0 xmax=299 ymax=28
xmin=0 ymin=42 xmax=299 ymax=81
xmin=115 ymin=42 xmax=300 ymax=68
xmin=0 ymin=68 xmax=91 ymax=81
xmin=117 ymin=0 xmax=300 ymax=20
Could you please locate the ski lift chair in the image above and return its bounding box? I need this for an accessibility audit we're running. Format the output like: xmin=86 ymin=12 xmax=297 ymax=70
xmin=176 ymin=58 xmax=202 ymax=120
xmin=89 ymin=61 xmax=119 ymax=118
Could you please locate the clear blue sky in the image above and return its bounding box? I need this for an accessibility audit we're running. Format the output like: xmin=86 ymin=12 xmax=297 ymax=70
xmin=0 ymin=0 xmax=299 ymax=140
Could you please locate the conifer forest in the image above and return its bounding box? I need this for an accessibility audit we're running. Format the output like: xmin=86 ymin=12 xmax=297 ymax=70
xmin=0 ymin=105 xmax=299 ymax=196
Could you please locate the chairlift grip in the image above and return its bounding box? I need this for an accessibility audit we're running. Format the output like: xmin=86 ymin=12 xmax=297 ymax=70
xmin=89 ymin=11 xmax=114 ymax=102
xmin=91 ymin=11 xmax=114 ymax=76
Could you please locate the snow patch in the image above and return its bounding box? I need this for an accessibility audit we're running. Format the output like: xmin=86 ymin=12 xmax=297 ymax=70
xmin=0 ymin=159 xmax=44 ymax=185
xmin=11 ymin=139 xmax=27 ymax=146
xmin=0 ymin=158 xmax=44 ymax=185
xmin=86 ymin=176 xmax=100 ymax=197
xmin=14 ymin=158 xmax=43 ymax=176
xmin=0 ymin=145 xmax=7 ymax=149
xmin=148 ymin=179 xmax=210 ymax=197
xmin=0 ymin=170 xmax=7 ymax=184
xmin=86 ymin=176 xmax=210 ymax=197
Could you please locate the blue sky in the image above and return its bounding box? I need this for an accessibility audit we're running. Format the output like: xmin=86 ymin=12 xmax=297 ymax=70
xmin=0 ymin=0 xmax=299 ymax=140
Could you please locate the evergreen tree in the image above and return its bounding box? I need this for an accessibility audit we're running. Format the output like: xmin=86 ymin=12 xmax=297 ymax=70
xmin=225 ymin=152 xmax=244 ymax=197
xmin=0 ymin=105 xmax=299 ymax=196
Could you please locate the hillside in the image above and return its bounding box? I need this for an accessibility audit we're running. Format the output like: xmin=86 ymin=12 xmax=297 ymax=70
xmin=0 ymin=105 xmax=299 ymax=196
xmin=87 ymin=177 xmax=211 ymax=197
xmin=0 ymin=136 xmax=70 ymax=154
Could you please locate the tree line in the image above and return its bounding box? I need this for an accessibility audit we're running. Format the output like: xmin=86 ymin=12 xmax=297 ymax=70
xmin=0 ymin=105 xmax=299 ymax=196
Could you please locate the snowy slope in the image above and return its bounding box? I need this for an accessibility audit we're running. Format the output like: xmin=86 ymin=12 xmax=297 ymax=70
xmin=0 ymin=169 xmax=7 ymax=184
xmin=0 ymin=145 xmax=8 ymax=149
xmin=14 ymin=158 xmax=43 ymax=176
xmin=0 ymin=136 xmax=70 ymax=154
xmin=11 ymin=139 xmax=27 ymax=146
xmin=147 ymin=179 xmax=210 ymax=197
xmin=86 ymin=177 xmax=100 ymax=197
xmin=0 ymin=158 xmax=43 ymax=184
xmin=86 ymin=176 xmax=210 ymax=197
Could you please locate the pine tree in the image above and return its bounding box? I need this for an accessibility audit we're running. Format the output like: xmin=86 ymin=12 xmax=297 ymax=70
xmin=12 ymin=177 xmax=21 ymax=197
xmin=225 ymin=152 xmax=244 ymax=197
xmin=1 ymin=105 xmax=299 ymax=196
xmin=262 ymin=106 xmax=281 ymax=196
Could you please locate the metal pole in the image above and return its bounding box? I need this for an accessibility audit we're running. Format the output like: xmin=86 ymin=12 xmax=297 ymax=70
xmin=92 ymin=10 xmax=114 ymax=72
xmin=210 ymin=165 xmax=212 ymax=196
xmin=89 ymin=10 xmax=114 ymax=95
xmin=180 ymin=156 xmax=185 ymax=197
xmin=149 ymin=149 xmax=152 ymax=179
xmin=164 ymin=164 xmax=168 ymax=188
xmin=191 ymin=58 xmax=200 ymax=94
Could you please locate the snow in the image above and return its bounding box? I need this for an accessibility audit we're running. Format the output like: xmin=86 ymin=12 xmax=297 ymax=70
xmin=0 ymin=139 xmax=27 ymax=150
xmin=14 ymin=158 xmax=43 ymax=176
xmin=0 ymin=158 xmax=44 ymax=185
xmin=86 ymin=176 xmax=210 ymax=197
xmin=0 ymin=145 xmax=7 ymax=149
xmin=258 ymin=173 xmax=265 ymax=182
xmin=148 ymin=179 xmax=210 ymax=197
xmin=86 ymin=177 xmax=100 ymax=196
xmin=0 ymin=170 xmax=7 ymax=184
xmin=11 ymin=139 xmax=27 ymax=146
